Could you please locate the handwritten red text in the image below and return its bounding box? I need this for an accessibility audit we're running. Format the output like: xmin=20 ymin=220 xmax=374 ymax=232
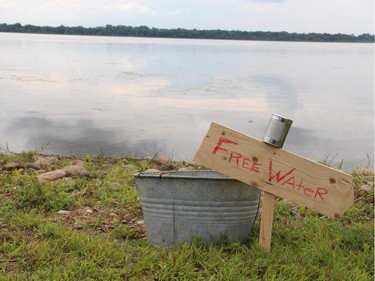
xmin=212 ymin=137 xmax=328 ymax=201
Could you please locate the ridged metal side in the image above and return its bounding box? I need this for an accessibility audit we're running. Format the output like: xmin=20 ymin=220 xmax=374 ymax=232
xmin=133 ymin=170 xmax=261 ymax=247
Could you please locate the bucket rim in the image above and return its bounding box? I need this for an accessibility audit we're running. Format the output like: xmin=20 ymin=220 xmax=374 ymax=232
xmin=133 ymin=170 xmax=236 ymax=180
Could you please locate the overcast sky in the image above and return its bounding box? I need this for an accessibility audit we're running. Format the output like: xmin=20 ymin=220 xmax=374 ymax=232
xmin=0 ymin=0 xmax=374 ymax=35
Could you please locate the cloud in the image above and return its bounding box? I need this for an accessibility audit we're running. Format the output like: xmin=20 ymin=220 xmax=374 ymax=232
xmin=103 ymin=1 xmax=152 ymax=14
xmin=246 ymin=0 xmax=285 ymax=3
xmin=34 ymin=0 xmax=151 ymax=14
xmin=238 ymin=0 xmax=374 ymax=34
xmin=0 ymin=0 xmax=155 ymax=26
xmin=168 ymin=8 xmax=192 ymax=16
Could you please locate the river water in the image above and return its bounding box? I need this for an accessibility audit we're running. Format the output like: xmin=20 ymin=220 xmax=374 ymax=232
xmin=0 ymin=33 xmax=373 ymax=170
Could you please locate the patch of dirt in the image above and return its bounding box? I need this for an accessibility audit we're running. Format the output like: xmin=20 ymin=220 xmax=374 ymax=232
xmin=0 ymin=259 xmax=22 ymax=274
xmin=54 ymin=206 xmax=146 ymax=239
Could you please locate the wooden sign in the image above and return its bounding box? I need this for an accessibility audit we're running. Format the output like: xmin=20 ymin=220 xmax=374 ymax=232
xmin=193 ymin=122 xmax=354 ymax=218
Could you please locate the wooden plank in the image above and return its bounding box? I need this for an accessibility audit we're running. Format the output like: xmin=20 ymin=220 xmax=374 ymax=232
xmin=259 ymin=192 xmax=276 ymax=252
xmin=193 ymin=122 xmax=354 ymax=218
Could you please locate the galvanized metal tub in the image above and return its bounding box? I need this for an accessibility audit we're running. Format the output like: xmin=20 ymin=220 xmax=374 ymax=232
xmin=133 ymin=170 xmax=261 ymax=247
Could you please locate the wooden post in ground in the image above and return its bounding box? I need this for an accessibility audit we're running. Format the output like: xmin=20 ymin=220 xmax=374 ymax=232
xmin=259 ymin=192 xmax=276 ymax=252
xmin=258 ymin=114 xmax=290 ymax=252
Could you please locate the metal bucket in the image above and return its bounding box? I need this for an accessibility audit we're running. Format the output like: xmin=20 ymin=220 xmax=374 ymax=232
xmin=133 ymin=170 xmax=261 ymax=247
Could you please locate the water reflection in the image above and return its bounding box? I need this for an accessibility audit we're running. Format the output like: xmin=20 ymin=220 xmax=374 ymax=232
xmin=250 ymin=75 xmax=301 ymax=114
xmin=6 ymin=116 xmax=162 ymax=157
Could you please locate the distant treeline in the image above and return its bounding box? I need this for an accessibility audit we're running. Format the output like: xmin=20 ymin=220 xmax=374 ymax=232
xmin=0 ymin=23 xmax=374 ymax=43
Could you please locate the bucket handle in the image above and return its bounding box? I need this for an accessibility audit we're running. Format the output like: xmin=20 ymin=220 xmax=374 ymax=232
xmin=136 ymin=172 xmax=166 ymax=182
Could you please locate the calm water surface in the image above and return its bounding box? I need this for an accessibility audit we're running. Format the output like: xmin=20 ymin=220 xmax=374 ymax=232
xmin=0 ymin=33 xmax=373 ymax=170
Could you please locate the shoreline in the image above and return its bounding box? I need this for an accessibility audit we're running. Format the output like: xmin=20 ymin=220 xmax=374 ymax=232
xmin=1 ymin=149 xmax=374 ymax=172
xmin=1 ymin=24 xmax=373 ymax=43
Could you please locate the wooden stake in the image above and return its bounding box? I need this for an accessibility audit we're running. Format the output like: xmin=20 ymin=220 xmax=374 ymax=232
xmin=259 ymin=191 xmax=276 ymax=252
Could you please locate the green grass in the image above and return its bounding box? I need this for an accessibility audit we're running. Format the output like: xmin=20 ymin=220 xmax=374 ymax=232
xmin=0 ymin=152 xmax=373 ymax=280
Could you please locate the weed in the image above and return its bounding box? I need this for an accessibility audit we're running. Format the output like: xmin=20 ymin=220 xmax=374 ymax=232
xmin=318 ymin=153 xmax=345 ymax=170
xmin=111 ymin=224 xmax=136 ymax=240
xmin=0 ymin=143 xmax=49 ymax=163
xmin=0 ymin=142 xmax=12 ymax=154
xmin=14 ymin=177 xmax=73 ymax=212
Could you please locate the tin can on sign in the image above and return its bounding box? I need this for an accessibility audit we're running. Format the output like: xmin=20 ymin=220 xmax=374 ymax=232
xmin=262 ymin=114 xmax=293 ymax=148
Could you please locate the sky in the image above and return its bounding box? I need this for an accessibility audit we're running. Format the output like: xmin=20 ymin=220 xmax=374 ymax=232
xmin=0 ymin=0 xmax=374 ymax=35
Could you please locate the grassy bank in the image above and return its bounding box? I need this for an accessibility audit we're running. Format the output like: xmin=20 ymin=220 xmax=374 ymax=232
xmin=0 ymin=151 xmax=373 ymax=280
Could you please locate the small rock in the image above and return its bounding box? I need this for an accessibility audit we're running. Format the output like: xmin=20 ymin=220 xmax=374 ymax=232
xmin=74 ymin=224 xmax=84 ymax=230
xmin=25 ymin=163 xmax=41 ymax=170
xmin=144 ymin=168 xmax=160 ymax=173
xmin=37 ymin=169 xmax=66 ymax=182
xmin=84 ymin=207 xmax=94 ymax=214
xmin=178 ymin=167 xmax=194 ymax=171
xmin=158 ymin=155 xmax=170 ymax=164
xmin=34 ymin=157 xmax=59 ymax=169
xmin=63 ymin=165 xmax=89 ymax=178
xmin=57 ymin=210 xmax=71 ymax=215
xmin=109 ymin=212 xmax=118 ymax=218
xmin=3 ymin=162 xmax=22 ymax=171
xmin=136 ymin=220 xmax=145 ymax=225
xmin=71 ymin=160 xmax=85 ymax=166
xmin=174 ymin=163 xmax=186 ymax=170
xmin=159 ymin=164 xmax=173 ymax=171
xmin=143 ymin=156 xmax=153 ymax=161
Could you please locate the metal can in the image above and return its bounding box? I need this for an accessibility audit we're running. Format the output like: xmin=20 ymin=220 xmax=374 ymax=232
xmin=262 ymin=114 xmax=293 ymax=148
